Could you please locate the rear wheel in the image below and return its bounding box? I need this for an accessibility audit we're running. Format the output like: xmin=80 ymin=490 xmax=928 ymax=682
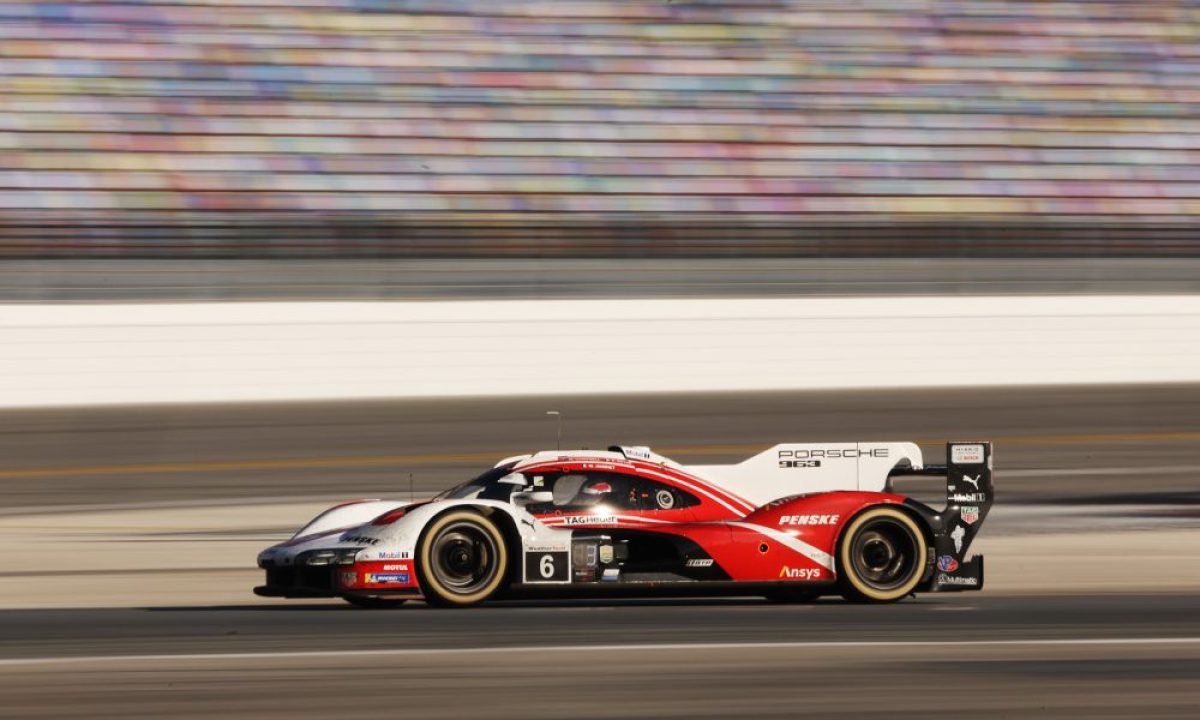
xmin=416 ymin=510 xmax=509 ymax=607
xmin=838 ymin=507 xmax=927 ymax=603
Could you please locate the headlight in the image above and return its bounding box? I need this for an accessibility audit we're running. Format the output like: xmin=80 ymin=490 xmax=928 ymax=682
xmin=304 ymin=548 xmax=360 ymax=566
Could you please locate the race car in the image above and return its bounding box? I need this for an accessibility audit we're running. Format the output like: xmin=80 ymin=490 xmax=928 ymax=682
xmin=255 ymin=441 xmax=992 ymax=607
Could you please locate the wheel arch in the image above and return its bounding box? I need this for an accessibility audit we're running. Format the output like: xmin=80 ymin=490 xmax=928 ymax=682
xmin=415 ymin=503 xmax=524 ymax=586
xmin=832 ymin=500 xmax=935 ymax=597
xmin=833 ymin=499 xmax=936 ymax=563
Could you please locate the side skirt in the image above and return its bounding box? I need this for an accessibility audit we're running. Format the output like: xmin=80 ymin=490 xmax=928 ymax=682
xmin=502 ymin=580 xmax=838 ymax=600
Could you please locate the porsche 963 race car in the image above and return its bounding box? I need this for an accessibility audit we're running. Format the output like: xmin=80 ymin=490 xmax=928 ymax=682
xmin=255 ymin=441 xmax=992 ymax=607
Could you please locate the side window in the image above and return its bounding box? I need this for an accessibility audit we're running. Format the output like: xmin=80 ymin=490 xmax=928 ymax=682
xmin=614 ymin=475 xmax=700 ymax=512
xmin=523 ymin=472 xmax=600 ymax=515
xmin=524 ymin=471 xmax=699 ymax=514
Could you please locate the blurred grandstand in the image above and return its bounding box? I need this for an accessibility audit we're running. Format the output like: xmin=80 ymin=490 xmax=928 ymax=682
xmin=1 ymin=0 xmax=1199 ymax=257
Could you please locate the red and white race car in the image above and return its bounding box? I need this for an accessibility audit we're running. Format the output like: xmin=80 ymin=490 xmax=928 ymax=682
xmin=256 ymin=441 xmax=992 ymax=607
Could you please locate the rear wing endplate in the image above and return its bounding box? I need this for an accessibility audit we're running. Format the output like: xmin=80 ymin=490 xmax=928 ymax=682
xmin=934 ymin=442 xmax=993 ymax=590
xmin=891 ymin=441 xmax=993 ymax=591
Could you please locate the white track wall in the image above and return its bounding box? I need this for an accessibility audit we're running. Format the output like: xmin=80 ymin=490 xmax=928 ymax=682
xmin=1 ymin=296 xmax=1198 ymax=408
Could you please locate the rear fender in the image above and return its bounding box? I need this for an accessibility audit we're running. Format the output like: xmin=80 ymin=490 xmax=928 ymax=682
xmin=727 ymin=491 xmax=914 ymax=583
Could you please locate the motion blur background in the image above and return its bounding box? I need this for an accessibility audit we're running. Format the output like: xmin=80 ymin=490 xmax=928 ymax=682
xmin=2 ymin=0 xmax=1200 ymax=256
xmin=1 ymin=2 xmax=1200 ymax=718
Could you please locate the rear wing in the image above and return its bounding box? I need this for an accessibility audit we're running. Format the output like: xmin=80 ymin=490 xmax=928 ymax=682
xmin=892 ymin=442 xmax=994 ymax=591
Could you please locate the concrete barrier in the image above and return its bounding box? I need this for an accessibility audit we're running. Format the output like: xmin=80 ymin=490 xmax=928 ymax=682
xmin=1 ymin=296 xmax=1198 ymax=408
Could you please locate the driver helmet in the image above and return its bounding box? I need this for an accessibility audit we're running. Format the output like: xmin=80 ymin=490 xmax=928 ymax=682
xmin=579 ymin=481 xmax=612 ymax=506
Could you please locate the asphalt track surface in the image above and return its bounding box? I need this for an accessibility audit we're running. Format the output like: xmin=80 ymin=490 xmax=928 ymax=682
xmin=3 ymin=384 xmax=1199 ymax=511
xmin=0 ymin=596 xmax=1197 ymax=718
xmin=3 ymin=257 xmax=1200 ymax=302
xmin=2 ymin=385 xmax=1199 ymax=717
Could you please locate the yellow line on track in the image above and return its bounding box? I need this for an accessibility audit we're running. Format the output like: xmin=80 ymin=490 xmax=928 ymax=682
xmin=1 ymin=431 xmax=1198 ymax=480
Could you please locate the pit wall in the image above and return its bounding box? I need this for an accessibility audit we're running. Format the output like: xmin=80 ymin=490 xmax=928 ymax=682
xmin=2 ymin=295 xmax=1198 ymax=408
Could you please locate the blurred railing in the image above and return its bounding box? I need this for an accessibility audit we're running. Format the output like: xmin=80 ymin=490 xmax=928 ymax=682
xmin=2 ymin=214 xmax=1200 ymax=257
xmin=2 ymin=1 xmax=1200 ymax=256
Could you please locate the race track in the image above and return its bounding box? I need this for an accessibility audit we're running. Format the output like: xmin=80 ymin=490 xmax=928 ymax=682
xmin=1 ymin=384 xmax=1198 ymax=717
xmin=0 ymin=596 xmax=1197 ymax=718
xmin=4 ymin=383 xmax=1200 ymax=509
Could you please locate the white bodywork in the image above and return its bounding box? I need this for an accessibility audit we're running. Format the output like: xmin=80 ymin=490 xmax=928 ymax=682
xmin=688 ymin=442 xmax=923 ymax=505
xmin=293 ymin=500 xmax=408 ymax=538
xmin=261 ymin=441 xmax=922 ymax=569
xmin=258 ymin=497 xmax=568 ymax=570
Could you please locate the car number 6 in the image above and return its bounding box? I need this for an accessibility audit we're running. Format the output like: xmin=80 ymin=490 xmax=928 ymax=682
xmin=539 ymin=554 xmax=555 ymax=579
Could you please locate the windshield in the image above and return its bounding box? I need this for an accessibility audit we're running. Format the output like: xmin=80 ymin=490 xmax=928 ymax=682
xmin=433 ymin=465 xmax=517 ymax=501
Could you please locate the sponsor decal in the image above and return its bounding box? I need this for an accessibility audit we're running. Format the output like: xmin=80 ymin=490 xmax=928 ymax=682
xmin=685 ymin=558 xmax=714 ymax=568
xmin=778 ymin=566 xmax=822 ymax=580
xmin=601 ymin=568 xmax=621 ymax=582
xmin=339 ymin=571 xmax=357 ymax=586
xmin=949 ymin=493 xmax=987 ymax=503
xmin=950 ymin=525 xmax=966 ymax=553
xmin=961 ymin=474 xmax=982 ymax=490
xmin=655 ymin=489 xmax=676 ymax=510
xmin=937 ymin=555 xmax=959 ymax=573
xmin=532 ymin=476 xmax=544 ymax=487
xmin=960 ymin=506 xmax=980 ymax=525
xmin=376 ymin=551 xmax=410 ymax=559
xmin=951 ymin=444 xmax=985 ymax=464
xmin=778 ymin=448 xmax=888 ymax=461
xmin=599 ymin=545 xmax=615 ymax=564
xmin=562 ymin=515 xmax=619 ymax=525
xmin=622 ymin=446 xmax=653 ymax=460
xmin=778 ymin=514 xmax=840 ymax=526
xmin=365 ymin=573 xmax=410 ymax=584
xmin=937 ymin=573 xmax=979 ymax=587
xmin=341 ymin=534 xmax=381 ymax=546
xmin=381 ymin=563 xmax=410 ymax=572
xmin=779 ymin=460 xmax=822 ymax=469
xmin=526 ymin=544 xmax=565 ymax=553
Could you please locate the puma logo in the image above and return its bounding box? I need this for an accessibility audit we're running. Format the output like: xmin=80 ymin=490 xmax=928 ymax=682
xmin=962 ymin=474 xmax=981 ymax=490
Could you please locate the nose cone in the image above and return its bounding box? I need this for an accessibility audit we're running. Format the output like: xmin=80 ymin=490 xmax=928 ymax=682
xmin=257 ymin=546 xmax=279 ymax=567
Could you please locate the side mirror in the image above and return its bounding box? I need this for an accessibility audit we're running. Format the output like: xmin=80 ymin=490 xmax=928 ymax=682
xmin=498 ymin=473 xmax=528 ymax=486
xmin=512 ymin=490 xmax=554 ymax=507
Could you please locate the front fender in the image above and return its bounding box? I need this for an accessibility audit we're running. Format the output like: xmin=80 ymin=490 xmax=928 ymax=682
xmin=291 ymin=499 xmax=409 ymax=541
xmin=360 ymin=499 xmax=568 ymax=560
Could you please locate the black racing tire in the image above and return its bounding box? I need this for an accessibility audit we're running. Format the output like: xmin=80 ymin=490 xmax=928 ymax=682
xmin=341 ymin=595 xmax=408 ymax=609
xmin=837 ymin=506 xmax=927 ymax=603
xmin=416 ymin=510 xmax=509 ymax=608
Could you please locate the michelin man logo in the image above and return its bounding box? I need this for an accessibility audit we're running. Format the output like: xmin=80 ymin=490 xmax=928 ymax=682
xmin=950 ymin=525 xmax=966 ymax=553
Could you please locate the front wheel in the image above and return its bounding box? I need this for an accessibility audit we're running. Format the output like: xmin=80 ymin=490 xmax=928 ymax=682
xmin=416 ymin=510 xmax=509 ymax=607
xmin=838 ymin=507 xmax=927 ymax=603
